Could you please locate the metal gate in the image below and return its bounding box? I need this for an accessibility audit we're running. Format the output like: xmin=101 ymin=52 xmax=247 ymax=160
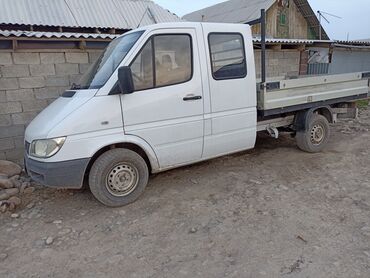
xmin=307 ymin=63 xmax=329 ymax=75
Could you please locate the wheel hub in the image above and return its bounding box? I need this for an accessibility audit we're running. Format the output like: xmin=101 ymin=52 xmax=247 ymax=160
xmin=310 ymin=124 xmax=325 ymax=145
xmin=106 ymin=164 xmax=139 ymax=197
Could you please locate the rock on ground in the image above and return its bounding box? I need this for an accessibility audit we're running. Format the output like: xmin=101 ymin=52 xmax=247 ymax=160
xmin=0 ymin=160 xmax=22 ymax=177
xmin=0 ymin=177 xmax=14 ymax=189
xmin=0 ymin=161 xmax=34 ymax=213
xmin=8 ymin=196 xmax=21 ymax=206
xmin=5 ymin=188 xmax=19 ymax=197
xmin=45 ymin=237 xmax=54 ymax=245
xmin=0 ymin=191 xmax=9 ymax=201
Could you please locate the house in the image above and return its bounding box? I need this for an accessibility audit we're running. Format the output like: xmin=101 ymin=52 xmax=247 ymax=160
xmin=0 ymin=0 xmax=180 ymax=163
xmin=183 ymin=0 xmax=330 ymax=40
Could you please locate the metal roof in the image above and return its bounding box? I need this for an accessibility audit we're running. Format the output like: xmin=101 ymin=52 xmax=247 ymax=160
xmin=253 ymin=37 xmax=316 ymax=45
xmin=184 ymin=0 xmax=275 ymax=24
xmin=2 ymin=30 xmax=369 ymax=48
xmin=334 ymin=40 xmax=370 ymax=47
xmin=0 ymin=30 xmax=118 ymax=40
xmin=0 ymin=0 xmax=180 ymax=29
xmin=184 ymin=0 xmax=329 ymax=40
xmin=0 ymin=29 xmax=321 ymax=45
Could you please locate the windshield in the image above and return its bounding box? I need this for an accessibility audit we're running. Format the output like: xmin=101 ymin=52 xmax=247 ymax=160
xmin=74 ymin=31 xmax=144 ymax=90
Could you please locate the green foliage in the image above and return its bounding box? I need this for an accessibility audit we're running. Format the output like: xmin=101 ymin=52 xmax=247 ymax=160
xmin=357 ymin=99 xmax=369 ymax=108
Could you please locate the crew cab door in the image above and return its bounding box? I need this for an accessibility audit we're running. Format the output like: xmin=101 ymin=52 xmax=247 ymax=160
xmin=121 ymin=28 xmax=204 ymax=169
xmin=201 ymin=24 xmax=257 ymax=158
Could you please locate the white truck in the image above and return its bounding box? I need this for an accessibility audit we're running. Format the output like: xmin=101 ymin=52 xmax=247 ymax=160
xmin=24 ymin=22 xmax=369 ymax=207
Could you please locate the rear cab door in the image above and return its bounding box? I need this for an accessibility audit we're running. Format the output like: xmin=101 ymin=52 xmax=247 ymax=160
xmin=120 ymin=25 xmax=205 ymax=169
xmin=201 ymin=23 xmax=257 ymax=158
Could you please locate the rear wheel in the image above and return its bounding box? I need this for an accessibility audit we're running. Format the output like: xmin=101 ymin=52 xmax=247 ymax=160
xmin=296 ymin=114 xmax=330 ymax=153
xmin=89 ymin=149 xmax=149 ymax=207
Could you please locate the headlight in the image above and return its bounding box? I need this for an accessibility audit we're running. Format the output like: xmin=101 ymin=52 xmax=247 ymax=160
xmin=30 ymin=137 xmax=66 ymax=158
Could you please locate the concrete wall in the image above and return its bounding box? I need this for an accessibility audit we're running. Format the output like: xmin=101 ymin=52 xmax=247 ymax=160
xmin=1 ymin=48 xmax=301 ymax=163
xmin=0 ymin=49 xmax=103 ymax=164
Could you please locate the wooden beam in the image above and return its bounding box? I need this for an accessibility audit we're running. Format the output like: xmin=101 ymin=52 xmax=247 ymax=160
xmin=270 ymin=44 xmax=282 ymax=50
xmin=297 ymin=45 xmax=306 ymax=51
xmin=12 ymin=39 xmax=18 ymax=50
xmin=79 ymin=40 xmax=87 ymax=50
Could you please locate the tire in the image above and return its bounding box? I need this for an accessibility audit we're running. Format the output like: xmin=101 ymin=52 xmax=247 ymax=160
xmin=89 ymin=149 xmax=149 ymax=207
xmin=296 ymin=114 xmax=330 ymax=153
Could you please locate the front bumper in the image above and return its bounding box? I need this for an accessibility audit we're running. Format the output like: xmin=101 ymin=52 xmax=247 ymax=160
xmin=24 ymin=155 xmax=90 ymax=189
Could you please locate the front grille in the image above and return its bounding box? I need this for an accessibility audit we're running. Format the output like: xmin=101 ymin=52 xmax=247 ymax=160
xmin=25 ymin=141 xmax=30 ymax=155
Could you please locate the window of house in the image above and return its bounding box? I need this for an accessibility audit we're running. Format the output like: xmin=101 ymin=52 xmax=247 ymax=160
xmin=280 ymin=13 xmax=287 ymax=25
xmin=209 ymin=33 xmax=247 ymax=80
xmin=130 ymin=34 xmax=192 ymax=90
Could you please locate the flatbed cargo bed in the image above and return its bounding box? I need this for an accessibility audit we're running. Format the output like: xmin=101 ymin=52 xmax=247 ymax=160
xmin=258 ymin=72 xmax=370 ymax=117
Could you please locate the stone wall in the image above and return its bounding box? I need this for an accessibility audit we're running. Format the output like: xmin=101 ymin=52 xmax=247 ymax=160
xmin=1 ymin=48 xmax=302 ymax=164
xmin=0 ymin=49 xmax=103 ymax=164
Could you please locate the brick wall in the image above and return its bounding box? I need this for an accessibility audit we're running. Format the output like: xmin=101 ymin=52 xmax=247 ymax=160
xmin=254 ymin=49 xmax=301 ymax=79
xmin=0 ymin=50 xmax=103 ymax=164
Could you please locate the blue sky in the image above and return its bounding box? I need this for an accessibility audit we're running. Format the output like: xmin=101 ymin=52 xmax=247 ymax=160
xmin=155 ymin=0 xmax=370 ymax=40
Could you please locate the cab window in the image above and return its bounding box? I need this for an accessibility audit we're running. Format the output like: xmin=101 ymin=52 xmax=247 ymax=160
xmin=209 ymin=33 xmax=247 ymax=80
xmin=130 ymin=34 xmax=193 ymax=90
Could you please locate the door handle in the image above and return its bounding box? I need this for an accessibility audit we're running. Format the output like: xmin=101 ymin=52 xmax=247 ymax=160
xmin=183 ymin=95 xmax=202 ymax=101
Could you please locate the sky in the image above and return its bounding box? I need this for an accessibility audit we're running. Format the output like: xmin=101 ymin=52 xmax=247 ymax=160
xmin=155 ymin=0 xmax=370 ymax=40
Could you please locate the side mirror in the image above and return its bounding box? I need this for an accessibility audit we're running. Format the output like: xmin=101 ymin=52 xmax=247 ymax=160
xmin=118 ymin=66 xmax=135 ymax=94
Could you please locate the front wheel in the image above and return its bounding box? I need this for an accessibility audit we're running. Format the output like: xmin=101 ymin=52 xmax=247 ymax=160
xmin=89 ymin=149 xmax=149 ymax=207
xmin=296 ymin=114 xmax=330 ymax=153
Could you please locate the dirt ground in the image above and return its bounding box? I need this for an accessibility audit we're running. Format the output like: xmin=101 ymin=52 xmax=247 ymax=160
xmin=1 ymin=107 xmax=370 ymax=278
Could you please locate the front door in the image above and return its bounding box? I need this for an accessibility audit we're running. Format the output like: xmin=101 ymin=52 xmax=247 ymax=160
xmin=121 ymin=28 xmax=204 ymax=169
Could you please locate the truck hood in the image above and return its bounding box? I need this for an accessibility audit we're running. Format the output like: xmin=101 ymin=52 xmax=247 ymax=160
xmin=25 ymin=90 xmax=97 ymax=142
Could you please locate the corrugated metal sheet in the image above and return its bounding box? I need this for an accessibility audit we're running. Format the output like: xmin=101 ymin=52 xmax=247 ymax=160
xmin=335 ymin=40 xmax=370 ymax=46
xmin=0 ymin=30 xmax=118 ymax=39
xmin=0 ymin=0 xmax=77 ymax=27
xmin=184 ymin=0 xmax=275 ymax=23
xmin=113 ymin=0 xmax=180 ymax=28
xmin=253 ymin=37 xmax=316 ymax=44
xmin=65 ymin=0 xmax=130 ymax=28
xmin=0 ymin=29 xmax=317 ymax=45
xmin=2 ymin=29 xmax=370 ymax=48
xmin=0 ymin=0 xmax=180 ymax=29
xmin=307 ymin=63 xmax=329 ymax=75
